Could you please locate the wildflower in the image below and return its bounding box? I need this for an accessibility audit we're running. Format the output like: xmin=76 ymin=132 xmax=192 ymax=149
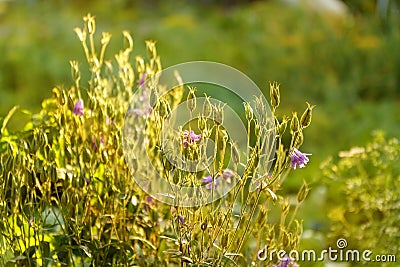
xmin=182 ymin=130 xmax=202 ymax=148
xmin=73 ymin=99 xmax=84 ymax=116
xmin=138 ymin=72 xmax=146 ymax=87
xmin=202 ymin=175 xmax=220 ymax=190
xmin=189 ymin=130 xmax=201 ymax=142
xmin=178 ymin=215 xmax=185 ymax=225
xmin=222 ymin=169 xmax=234 ymax=184
xmin=273 ymin=255 xmax=299 ymax=267
xmin=290 ymin=148 xmax=311 ymax=169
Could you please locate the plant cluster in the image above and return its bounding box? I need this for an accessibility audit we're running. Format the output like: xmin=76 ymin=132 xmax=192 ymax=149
xmin=0 ymin=14 xmax=314 ymax=266
xmin=322 ymin=131 xmax=400 ymax=260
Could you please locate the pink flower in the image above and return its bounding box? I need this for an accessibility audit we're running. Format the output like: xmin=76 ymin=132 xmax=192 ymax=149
xmin=138 ymin=72 xmax=146 ymax=87
xmin=73 ymin=99 xmax=84 ymax=116
xmin=182 ymin=130 xmax=202 ymax=148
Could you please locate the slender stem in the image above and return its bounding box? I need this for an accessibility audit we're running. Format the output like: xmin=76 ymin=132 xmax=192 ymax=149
xmin=233 ymin=188 xmax=262 ymax=259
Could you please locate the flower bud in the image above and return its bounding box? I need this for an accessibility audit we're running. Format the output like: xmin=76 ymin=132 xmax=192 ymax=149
xmin=136 ymin=56 xmax=145 ymax=74
xmin=101 ymin=32 xmax=112 ymax=46
xmin=84 ymin=13 xmax=96 ymax=35
xmin=269 ymin=81 xmax=280 ymax=110
xmin=145 ymin=40 xmax=157 ymax=59
xmin=122 ymin=31 xmax=133 ymax=51
xmin=300 ymin=102 xmax=315 ymax=129
xmin=74 ymin=27 xmax=86 ymax=42
xmin=70 ymin=60 xmax=81 ymax=84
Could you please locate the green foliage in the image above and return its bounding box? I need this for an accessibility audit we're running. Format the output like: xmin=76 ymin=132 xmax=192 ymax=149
xmin=0 ymin=14 xmax=314 ymax=266
xmin=1 ymin=1 xmax=400 ymax=190
xmin=322 ymin=131 xmax=400 ymax=259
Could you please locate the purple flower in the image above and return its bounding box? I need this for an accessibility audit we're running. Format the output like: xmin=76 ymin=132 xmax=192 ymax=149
xmin=222 ymin=169 xmax=234 ymax=184
xmin=290 ymin=148 xmax=311 ymax=169
xmin=189 ymin=130 xmax=201 ymax=142
xmin=73 ymin=99 xmax=84 ymax=116
xmin=273 ymin=255 xmax=298 ymax=267
xmin=182 ymin=130 xmax=202 ymax=148
xmin=178 ymin=215 xmax=185 ymax=225
xmin=138 ymin=72 xmax=146 ymax=87
xmin=202 ymin=175 xmax=220 ymax=190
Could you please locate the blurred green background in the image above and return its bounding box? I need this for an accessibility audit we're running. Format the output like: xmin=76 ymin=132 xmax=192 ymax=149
xmin=0 ymin=0 xmax=399 ymax=264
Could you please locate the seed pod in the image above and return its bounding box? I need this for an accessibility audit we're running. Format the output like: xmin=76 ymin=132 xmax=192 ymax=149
xmin=269 ymin=81 xmax=280 ymax=110
xmin=159 ymin=99 xmax=171 ymax=118
xmin=217 ymin=128 xmax=228 ymax=151
xmin=213 ymin=105 xmax=224 ymax=125
xmin=293 ymin=130 xmax=304 ymax=147
xmin=202 ymin=96 xmax=212 ymax=117
xmin=290 ymin=112 xmax=300 ymax=133
xmin=297 ymin=181 xmax=310 ymax=203
xmin=243 ymin=102 xmax=253 ymax=121
xmin=198 ymin=116 xmax=207 ymax=131
xmin=282 ymin=199 xmax=290 ymax=215
xmin=231 ymin=141 xmax=240 ymax=166
xmin=186 ymin=86 xmax=196 ymax=113
xmin=277 ymin=116 xmax=289 ymax=136
xmin=300 ymin=102 xmax=315 ymax=129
